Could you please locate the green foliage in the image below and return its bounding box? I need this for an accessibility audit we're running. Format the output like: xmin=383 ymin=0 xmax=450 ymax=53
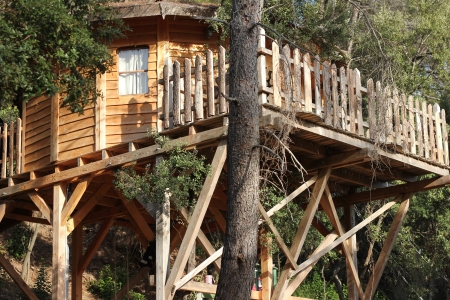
xmin=89 ymin=264 xmax=145 ymax=300
xmin=0 ymin=0 xmax=125 ymax=112
xmin=0 ymin=105 xmax=19 ymax=124
xmin=32 ymin=261 xmax=51 ymax=300
xmin=293 ymin=271 xmax=346 ymax=299
xmin=115 ymin=134 xmax=211 ymax=210
xmin=6 ymin=223 xmax=32 ymax=260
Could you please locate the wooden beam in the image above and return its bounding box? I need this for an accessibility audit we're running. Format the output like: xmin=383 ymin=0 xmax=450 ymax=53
xmin=78 ymin=217 xmax=114 ymax=275
xmin=61 ymin=175 xmax=93 ymax=226
xmin=302 ymin=149 xmax=371 ymax=173
xmin=118 ymin=193 xmax=155 ymax=241
xmin=50 ymin=93 xmax=59 ymax=162
xmin=0 ymin=252 xmax=38 ymax=300
xmin=5 ymin=213 xmax=50 ymax=225
xmin=95 ymin=72 xmax=107 ymax=151
xmin=209 ymin=206 xmax=226 ymax=233
xmin=52 ymin=181 xmax=67 ymax=300
xmin=344 ymin=204 xmax=358 ymax=300
xmin=321 ymin=188 xmax=364 ymax=298
xmin=283 ymin=232 xmax=338 ymax=300
xmin=0 ymin=204 xmax=5 ymax=222
xmin=67 ymin=185 xmax=111 ymax=234
xmin=261 ymin=233 xmax=273 ymax=300
xmin=164 ymin=139 xmax=227 ymax=299
xmin=289 ymin=196 xmax=402 ymax=279
xmin=28 ymin=191 xmax=52 ymax=224
xmin=258 ymin=202 xmax=298 ymax=268
xmin=364 ymin=194 xmax=411 ymax=300
xmin=0 ymin=126 xmax=229 ymax=198
xmin=266 ymin=176 xmax=317 ymax=217
xmin=271 ymin=168 xmax=331 ymax=300
xmin=81 ymin=205 xmax=127 ymax=224
xmin=333 ymin=175 xmax=450 ymax=206
xmin=157 ymin=17 xmax=169 ymax=132
xmin=111 ymin=267 xmax=151 ymax=300
xmin=71 ymin=225 xmax=83 ymax=300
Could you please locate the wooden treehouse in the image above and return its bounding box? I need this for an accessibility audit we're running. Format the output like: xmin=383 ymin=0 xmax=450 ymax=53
xmin=0 ymin=1 xmax=449 ymax=300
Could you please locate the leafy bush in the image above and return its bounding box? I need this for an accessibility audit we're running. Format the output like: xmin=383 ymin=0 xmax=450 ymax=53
xmin=6 ymin=223 xmax=32 ymax=260
xmin=33 ymin=262 xmax=51 ymax=300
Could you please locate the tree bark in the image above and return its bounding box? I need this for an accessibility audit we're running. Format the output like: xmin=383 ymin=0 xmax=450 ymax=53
xmin=215 ymin=0 xmax=261 ymax=298
xmin=21 ymin=220 xmax=41 ymax=284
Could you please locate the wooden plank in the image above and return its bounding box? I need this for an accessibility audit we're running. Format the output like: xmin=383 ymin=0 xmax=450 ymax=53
xmin=28 ymin=191 xmax=52 ymax=224
xmin=2 ymin=123 xmax=7 ymax=178
xmin=163 ymin=63 xmax=170 ymax=129
xmin=66 ymin=185 xmax=111 ymax=235
xmin=173 ymin=60 xmax=181 ymax=126
xmin=331 ymin=64 xmax=339 ymax=128
xmin=314 ymin=55 xmax=321 ymax=115
xmin=21 ymin=102 xmax=26 ymax=173
xmin=290 ymin=198 xmax=401 ymax=279
xmin=219 ymin=46 xmax=227 ymax=112
xmin=52 ymin=180 xmax=67 ymax=300
xmin=271 ymin=168 xmax=331 ymax=300
xmin=0 ymin=252 xmax=39 ymax=300
xmin=50 ymin=93 xmax=59 ymax=162
xmin=321 ymin=188 xmax=364 ymax=298
xmin=0 ymin=126 xmax=229 ymax=197
xmin=184 ymin=58 xmax=192 ymax=123
xmin=385 ymin=86 xmax=393 ymax=142
xmin=272 ymin=41 xmax=281 ymax=107
xmin=429 ymin=103 xmax=437 ymax=160
xmin=206 ymin=49 xmax=215 ymax=117
xmin=303 ymin=53 xmax=312 ymax=112
xmin=0 ymin=204 xmax=5 ymax=222
xmin=95 ymin=73 xmax=107 ymax=151
xmin=416 ymin=99 xmax=423 ymax=157
xmin=60 ymin=175 xmax=93 ymax=226
xmin=267 ymin=176 xmax=317 ymax=217
xmin=354 ymin=69 xmax=363 ymax=136
xmin=323 ymin=62 xmax=332 ymax=125
xmin=118 ymin=193 xmax=155 ymax=241
xmin=258 ymin=202 xmax=298 ymax=268
xmin=261 ymin=233 xmax=272 ymax=300
xmin=71 ymin=225 xmax=83 ymax=300
xmin=393 ymin=89 xmax=401 ymax=145
xmin=157 ymin=18 xmax=169 ymax=132
xmin=293 ymin=49 xmax=302 ymax=111
xmin=302 ymin=148 xmax=370 ymax=173
xmin=339 ymin=67 xmax=347 ymax=130
xmin=15 ymin=118 xmax=22 ymax=174
xmin=257 ymin=29 xmax=266 ymax=106
xmin=78 ymin=217 xmax=114 ymax=275
xmin=347 ymin=68 xmax=355 ymax=132
xmin=422 ymin=101 xmax=430 ymax=159
xmin=8 ymin=122 xmax=14 ymax=176
xmin=367 ymin=79 xmax=375 ymax=139
xmin=434 ymin=104 xmax=444 ymax=164
xmin=282 ymin=45 xmax=292 ymax=110
xmin=195 ymin=55 xmax=204 ymax=120
xmin=164 ymin=139 xmax=227 ymax=299
xmin=441 ymin=109 xmax=449 ymax=165
xmin=111 ymin=267 xmax=151 ymax=300
xmin=364 ymin=195 xmax=411 ymax=299
xmin=409 ymin=96 xmax=416 ymax=154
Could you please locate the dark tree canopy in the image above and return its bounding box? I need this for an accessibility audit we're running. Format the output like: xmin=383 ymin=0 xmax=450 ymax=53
xmin=0 ymin=0 xmax=125 ymax=113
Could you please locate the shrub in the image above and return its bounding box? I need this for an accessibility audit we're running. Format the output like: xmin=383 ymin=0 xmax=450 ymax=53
xmin=6 ymin=223 xmax=32 ymax=260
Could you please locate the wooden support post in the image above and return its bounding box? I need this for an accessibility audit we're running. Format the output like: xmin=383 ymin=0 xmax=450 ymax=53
xmin=257 ymin=27 xmax=267 ymax=105
xmin=206 ymin=49 xmax=215 ymax=117
xmin=157 ymin=17 xmax=169 ymax=132
xmin=344 ymin=204 xmax=358 ymax=300
xmin=156 ymin=156 xmax=171 ymax=300
xmin=78 ymin=217 xmax=115 ymax=275
xmin=272 ymin=41 xmax=281 ymax=107
xmin=50 ymin=93 xmax=59 ymax=162
xmin=2 ymin=123 xmax=7 ymax=179
xmin=0 ymin=252 xmax=38 ymax=300
xmin=261 ymin=232 xmax=273 ymax=300
xmin=71 ymin=225 xmax=83 ymax=300
xmin=164 ymin=139 xmax=227 ymax=300
xmin=184 ymin=58 xmax=192 ymax=123
xmin=364 ymin=194 xmax=411 ymax=300
xmin=219 ymin=45 xmax=227 ymax=112
xmin=112 ymin=267 xmax=151 ymax=300
xmin=303 ymin=53 xmax=312 ymax=112
xmin=271 ymin=168 xmax=331 ymax=300
xmin=95 ymin=73 xmax=106 ymax=151
xmin=195 ymin=55 xmax=204 ymax=120
xmin=52 ymin=180 xmax=67 ymax=300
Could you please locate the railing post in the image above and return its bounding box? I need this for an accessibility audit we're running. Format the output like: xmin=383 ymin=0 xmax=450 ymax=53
xmin=195 ymin=55 xmax=204 ymax=120
xmin=2 ymin=123 xmax=7 ymax=179
xmin=206 ymin=49 xmax=215 ymax=117
xmin=257 ymin=27 xmax=267 ymax=105
xmin=441 ymin=109 xmax=449 ymax=165
xmin=15 ymin=118 xmax=22 ymax=175
xmin=173 ymin=60 xmax=181 ymax=126
xmin=303 ymin=53 xmax=312 ymax=112
xmin=184 ymin=58 xmax=192 ymax=123
xmin=272 ymin=41 xmax=281 ymax=107
xmin=434 ymin=103 xmax=444 ymax=163
xmin=219 ymin=46 xmax=227 ymax=113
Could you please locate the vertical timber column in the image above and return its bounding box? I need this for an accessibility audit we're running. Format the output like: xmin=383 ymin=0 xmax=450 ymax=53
xmin=344 ymin=204 xmax=358 ymax=300
xmin=156 ymin=155 xmax=170 ymax=300
xmin=52 ymin=174 xmax=67 ymax=300
xmin=95 ymin=73 xmax=107 ymax=151
xmin=71 ymin=225 xmax=83 ymax=300
xmin=157 ymin=17 xmax=170 ymax=132
xmin=50 ymin=93 xmax=59 ymax=162
xmin=261 ymin=232 xmax=273 ymax=300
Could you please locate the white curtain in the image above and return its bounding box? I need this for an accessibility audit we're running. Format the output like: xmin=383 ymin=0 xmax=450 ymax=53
xmin=118 ymin=48 xmax=149 ymax=95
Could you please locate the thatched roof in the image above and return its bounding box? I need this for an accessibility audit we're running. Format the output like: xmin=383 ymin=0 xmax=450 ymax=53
xmin=111 ymin=1 xmax=218 ymax=19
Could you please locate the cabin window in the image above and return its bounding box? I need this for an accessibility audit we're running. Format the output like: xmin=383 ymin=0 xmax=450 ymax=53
xmin=118 ymin=48 xmax=149 ymax=95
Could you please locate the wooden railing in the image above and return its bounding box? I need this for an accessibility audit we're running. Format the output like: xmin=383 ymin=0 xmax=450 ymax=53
xmin=161 ymin=28 xmax=449 ymax=166
xmin=0 ymin=118 xmax=23 ymax=180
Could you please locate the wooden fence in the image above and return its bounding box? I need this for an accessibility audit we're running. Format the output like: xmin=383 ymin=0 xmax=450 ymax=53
xmin=0 ymin=118 xmax=23 ymax=180
xmin=161 ymin=28 xmax=449 ymax=166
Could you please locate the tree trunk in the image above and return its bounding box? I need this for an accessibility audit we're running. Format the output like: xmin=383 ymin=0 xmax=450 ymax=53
xmin=215 ymin=0 xmax=261 ymax=298
xmin=21 ymin=222 xmax=41 ymax=284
